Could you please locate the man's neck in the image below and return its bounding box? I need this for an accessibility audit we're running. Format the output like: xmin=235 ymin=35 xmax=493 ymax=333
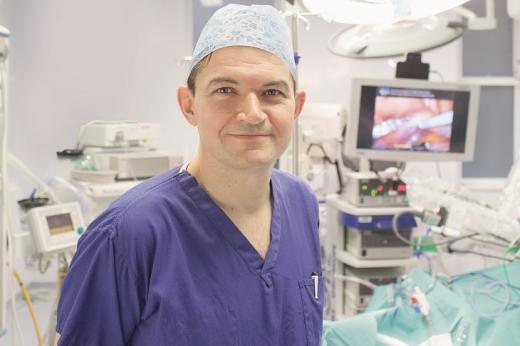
xmin=186 ymin=153 xmax=273 ymax=214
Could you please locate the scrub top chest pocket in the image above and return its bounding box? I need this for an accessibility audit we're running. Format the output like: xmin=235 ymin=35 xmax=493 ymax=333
xmin=299 ymin=273 xmax=324 ymax=346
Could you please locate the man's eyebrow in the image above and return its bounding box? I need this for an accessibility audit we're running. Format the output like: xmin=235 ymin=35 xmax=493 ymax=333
xmin=207 ymin=77 xmax=239 ymax=86
xmin=264 ymin=80 xmax=290 ymax=91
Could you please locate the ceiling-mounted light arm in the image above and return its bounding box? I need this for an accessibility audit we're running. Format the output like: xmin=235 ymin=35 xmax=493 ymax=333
xmin=281 ymin=3 xmax=315 ymax=31
xmin=452 ymin=0 xmax=496 ymax=30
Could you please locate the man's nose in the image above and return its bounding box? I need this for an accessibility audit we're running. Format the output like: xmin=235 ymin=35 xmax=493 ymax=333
xmin=236 ymin=93 xmax=267 ymax=124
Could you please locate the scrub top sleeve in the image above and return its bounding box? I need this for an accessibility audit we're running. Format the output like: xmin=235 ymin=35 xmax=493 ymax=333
xmin=57 ymin=226 xmax=143 ymax=346
xmin=313 ymin=193 xmax=319 ymax=227
xmin=301 ymin=182 xmax=320 ymax=231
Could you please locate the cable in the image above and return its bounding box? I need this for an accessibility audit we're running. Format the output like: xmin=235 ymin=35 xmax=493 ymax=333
xmin=435 ymin=233 xmax=511 ymax=276
xmin=306 ymin=143 xmax=334 ymax=165
xmin=470 ymin=235 xmax=510 ymax=248
xmin=392 ymin=210 xmax=480 ymax=246
xmin=38 ymin=255 xmax=51 ymax=274
xmin=334 ymin=160 xmax=344 ymax=193
xmin=442 ymin=273 xmax=520 ymax=319
xmin=305 ymin=143 xmax=343 ymax=193
xmin=7 ymin=269 xmax=25 ymax=346
xmin=442 ymin=271 xmax=520 ymax=320
xmin=334 ymin=274 xmax=377 ymax=290
xmin=480 ymin=232 xmax=511 ymax=245
xmin=412 ymin=251 xmax=437 ymax=293
xmin=392 ymin=210 xmax=420 ymax=245
xmin=428 ymin=69 xmax=445 ymax=82
xmin=10 ymin=267 xmax=43 ymax=346
xmin=7 ymin=154 xmax=61 ymax=204
xmin=447 ymin=247 xmax=515 ymax=262
xmin=467 ymin=278 xmax=512 ymax=319
xmin=503 ymin=247 xmax=520 ymax=299
xmin=449 ymin=271 xmax=520 ymax=291
xmin=447 ymin=236 xmax=515 ymax=262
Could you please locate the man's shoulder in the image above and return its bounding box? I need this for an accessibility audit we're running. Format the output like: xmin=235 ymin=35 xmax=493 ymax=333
xmin=114 ymin=167 xmax=181 ymax=208
xmin=88 ymin=168 xmax=184 ymax=236
xmin=272 ymin=169 xmax=315 ymax=196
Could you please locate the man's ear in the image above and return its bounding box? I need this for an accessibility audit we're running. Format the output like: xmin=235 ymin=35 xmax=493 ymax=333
xmin=293 ymin=90 xmax=306 ymax=120
xmin=177 ymin=86 xmax=197 ymax=126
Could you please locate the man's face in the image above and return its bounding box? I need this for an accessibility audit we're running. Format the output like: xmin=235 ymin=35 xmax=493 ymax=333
xmin=179 ymin=46 xmax=305 ymax=170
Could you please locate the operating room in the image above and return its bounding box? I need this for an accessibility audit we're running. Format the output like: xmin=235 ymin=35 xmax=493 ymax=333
xmin=1 ymin=0 xmax=520 ymax=345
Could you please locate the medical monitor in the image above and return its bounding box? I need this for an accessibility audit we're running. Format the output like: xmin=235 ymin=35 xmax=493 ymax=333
xmin=345 ymin=78 xmax=480 ymax=162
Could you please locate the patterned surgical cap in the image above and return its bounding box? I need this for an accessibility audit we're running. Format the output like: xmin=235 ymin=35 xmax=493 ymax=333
xmin=189 ymin=4 xmax=296 ymax=80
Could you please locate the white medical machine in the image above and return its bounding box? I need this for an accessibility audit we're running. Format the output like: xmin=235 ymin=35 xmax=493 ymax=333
xmin=57 ymin=121 xmax=182 ymax=221
xmin=325 ymin=196 xmax=416 ymax=320
xmin=343 ymin=170 xmax=408 ymax=207
xmin=72 ymin=149 xmax=176 ymax=182
xmin=77 ymin=122 xmax=160 ymax=149
xmin=342 ymin=266 xmax=404 ymax=316
xmin=324 ymin=77 xmax=482 ymax=320
xmin=69 ymin=121 xmax=181 ymax=183
xmin=280 ymin=103 xmax=345 ymax=197
xmin=26 ymin=202 xmax=85 ymax=255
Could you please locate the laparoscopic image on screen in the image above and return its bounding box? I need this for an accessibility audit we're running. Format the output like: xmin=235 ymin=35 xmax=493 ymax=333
xmin=371 ymin=91 xmax=454 ymax=152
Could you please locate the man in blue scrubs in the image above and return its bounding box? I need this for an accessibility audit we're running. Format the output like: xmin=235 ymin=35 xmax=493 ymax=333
xmin=57 ymin=4 xmax=323 ymax=345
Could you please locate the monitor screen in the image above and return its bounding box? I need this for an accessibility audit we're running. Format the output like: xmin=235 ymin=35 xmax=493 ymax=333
xmin=345 ymin=78 xmax=480 ymax=162
xmin=46 ymin=213 xmax=74 ymax=236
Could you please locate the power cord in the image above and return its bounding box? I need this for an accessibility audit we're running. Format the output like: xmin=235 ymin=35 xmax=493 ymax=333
xmin=9 ymin=264 xmax=43 ymax=346
xmin=392 ymin=210 xmax=478 ymax=247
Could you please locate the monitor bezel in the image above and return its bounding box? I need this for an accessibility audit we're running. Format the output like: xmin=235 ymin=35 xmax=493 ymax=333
xmin=345 ymin=78 xmax=480 ymax=162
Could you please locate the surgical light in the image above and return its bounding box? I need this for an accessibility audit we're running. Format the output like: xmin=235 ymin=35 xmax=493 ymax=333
xmin=300 ymin=0 xmax=472 ymax=25
xmin=328 ymin=13 xmax=464 ymax=58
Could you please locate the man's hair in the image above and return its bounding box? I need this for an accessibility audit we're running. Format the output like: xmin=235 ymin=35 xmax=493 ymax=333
xmin=187 ymin=54 xmax=213 ymax=95
xmin=186 ymin=53 xmax=296 ymax=95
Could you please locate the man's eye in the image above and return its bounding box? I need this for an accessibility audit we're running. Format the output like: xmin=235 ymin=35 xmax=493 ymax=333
xmin=216 ymin=87 xmax=233 ymax=94
xmin=265 ymin=89 xmax=282 ymax=96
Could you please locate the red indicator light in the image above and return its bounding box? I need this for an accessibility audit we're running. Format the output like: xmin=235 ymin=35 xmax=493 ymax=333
xmin=398 ymin=184 xmax=406 ymax=192
xmin=377 ymin=185 xmax=384 ymax=192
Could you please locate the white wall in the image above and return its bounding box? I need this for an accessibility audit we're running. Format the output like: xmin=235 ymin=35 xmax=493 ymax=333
xmin=0 ymin=0 xmax=195 ymax=334
xmin=0 ymin=0 xmax=196 ymax=185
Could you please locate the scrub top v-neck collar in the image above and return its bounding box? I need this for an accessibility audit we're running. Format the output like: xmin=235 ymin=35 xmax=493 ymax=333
xmin=176 ymin=170 xmax=282 ymax=281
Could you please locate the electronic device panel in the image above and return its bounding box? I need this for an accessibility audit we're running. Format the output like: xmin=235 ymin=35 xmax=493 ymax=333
xmin=345 ymin=78 xmax=480 ymax=162
xmin=27 ymin=202 xmax=85 ymax=254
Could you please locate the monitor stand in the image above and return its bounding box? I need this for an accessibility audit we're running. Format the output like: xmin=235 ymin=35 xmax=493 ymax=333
xmin=359 ymin=158 xmax=371 ymax=173
xmin=358 ymin=158 xmax=405 ymax=175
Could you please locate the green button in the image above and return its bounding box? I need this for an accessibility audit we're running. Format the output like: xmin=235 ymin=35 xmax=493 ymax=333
xmin=371 ymin=189 xmax=378 ymax=197
xmin=77 ymin=226 xmax=85 ymax=235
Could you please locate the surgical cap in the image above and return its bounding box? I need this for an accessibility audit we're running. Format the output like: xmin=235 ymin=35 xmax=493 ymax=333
xmin=190 ymin=4 xmax=296 ymax=80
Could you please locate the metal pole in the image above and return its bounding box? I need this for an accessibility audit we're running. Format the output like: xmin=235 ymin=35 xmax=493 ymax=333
xmin=291 ymin=13 xmax=300 ymax=176
xmin=0 ymin=26 xmax=9 ymax=334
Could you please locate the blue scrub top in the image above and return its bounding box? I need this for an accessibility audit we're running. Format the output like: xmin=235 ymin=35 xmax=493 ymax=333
xmin=57 ymin=168 xmax=323 ymax=345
